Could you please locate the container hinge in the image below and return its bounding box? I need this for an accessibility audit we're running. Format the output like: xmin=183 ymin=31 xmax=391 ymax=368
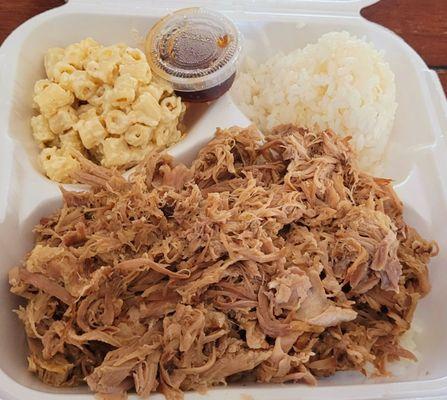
xmin=64 ymin=0 xmax=379 ymax=16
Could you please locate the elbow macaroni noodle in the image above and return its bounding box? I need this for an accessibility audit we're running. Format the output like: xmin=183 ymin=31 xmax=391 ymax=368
xmin=31 ymin=38 xmax=185 ymax=183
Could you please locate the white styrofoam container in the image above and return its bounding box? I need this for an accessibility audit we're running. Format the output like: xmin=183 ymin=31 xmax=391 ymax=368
xmin=0 ymin=0 xmax=446 ymax=399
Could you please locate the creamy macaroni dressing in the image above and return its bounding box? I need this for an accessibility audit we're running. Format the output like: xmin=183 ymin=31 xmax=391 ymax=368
xmin=31 ymin=38 xmax=185 ymax=182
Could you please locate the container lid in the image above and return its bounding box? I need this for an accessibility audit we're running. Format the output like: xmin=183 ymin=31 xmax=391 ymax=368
xmin=145 ymin=7 xmax=242 ymax=91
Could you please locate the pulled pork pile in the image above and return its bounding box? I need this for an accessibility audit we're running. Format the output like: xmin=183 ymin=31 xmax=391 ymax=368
xmin=10 ymin=125 xmax=437 ymax=399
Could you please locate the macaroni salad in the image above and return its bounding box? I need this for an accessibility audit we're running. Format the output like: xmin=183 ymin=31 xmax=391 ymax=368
xmin=31 ymin=38 xmax=185 ymax=182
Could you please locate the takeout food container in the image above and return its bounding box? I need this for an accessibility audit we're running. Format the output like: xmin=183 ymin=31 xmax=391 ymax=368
xmin=0 ymin=0 xmax=446 ymax=399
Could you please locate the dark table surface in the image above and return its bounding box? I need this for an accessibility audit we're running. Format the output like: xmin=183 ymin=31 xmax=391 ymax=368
xmin=1 ymin=0 xmax=446 ymax=95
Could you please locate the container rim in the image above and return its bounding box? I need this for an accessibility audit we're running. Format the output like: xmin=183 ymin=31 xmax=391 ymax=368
xmin=0 ymin=2 xmax=446 ymax=400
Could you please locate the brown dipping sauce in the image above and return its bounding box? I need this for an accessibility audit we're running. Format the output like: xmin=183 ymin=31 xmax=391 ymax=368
xmin=146 ymin=8 xmax=242 ymax=103
xmin=175 ymin=72 xmax=236 ymax=103
xmin=159 ymin=27 xmax=235 ymax=102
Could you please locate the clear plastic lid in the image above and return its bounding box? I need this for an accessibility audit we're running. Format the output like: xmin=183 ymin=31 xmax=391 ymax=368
xmin=145 ymin=7 xmax=242 ymax=92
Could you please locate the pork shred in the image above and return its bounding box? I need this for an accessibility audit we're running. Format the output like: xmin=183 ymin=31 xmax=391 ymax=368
xmin=9 ymin=125 xmax=438 ymax=399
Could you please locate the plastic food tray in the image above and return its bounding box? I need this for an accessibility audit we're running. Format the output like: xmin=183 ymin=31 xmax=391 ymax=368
xmin=0 ymin=1 xmax=446 ymax=399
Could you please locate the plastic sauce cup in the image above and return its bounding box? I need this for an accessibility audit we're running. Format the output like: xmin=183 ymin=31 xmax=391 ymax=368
xmin=145 ymin=7 xmax=242 ymax=103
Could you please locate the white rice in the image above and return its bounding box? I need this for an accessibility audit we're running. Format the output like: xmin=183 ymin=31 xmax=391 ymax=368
xmin=232 ymin=31 xmax=397 ymax=171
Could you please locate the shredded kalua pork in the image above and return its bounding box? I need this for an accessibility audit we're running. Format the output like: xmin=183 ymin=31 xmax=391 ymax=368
xmin=9 ymin=125 xmax=438 ymax=399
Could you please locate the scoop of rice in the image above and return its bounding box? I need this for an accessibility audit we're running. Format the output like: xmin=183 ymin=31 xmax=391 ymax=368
xmin=232 ymin=31 xmax=397 ymax=171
